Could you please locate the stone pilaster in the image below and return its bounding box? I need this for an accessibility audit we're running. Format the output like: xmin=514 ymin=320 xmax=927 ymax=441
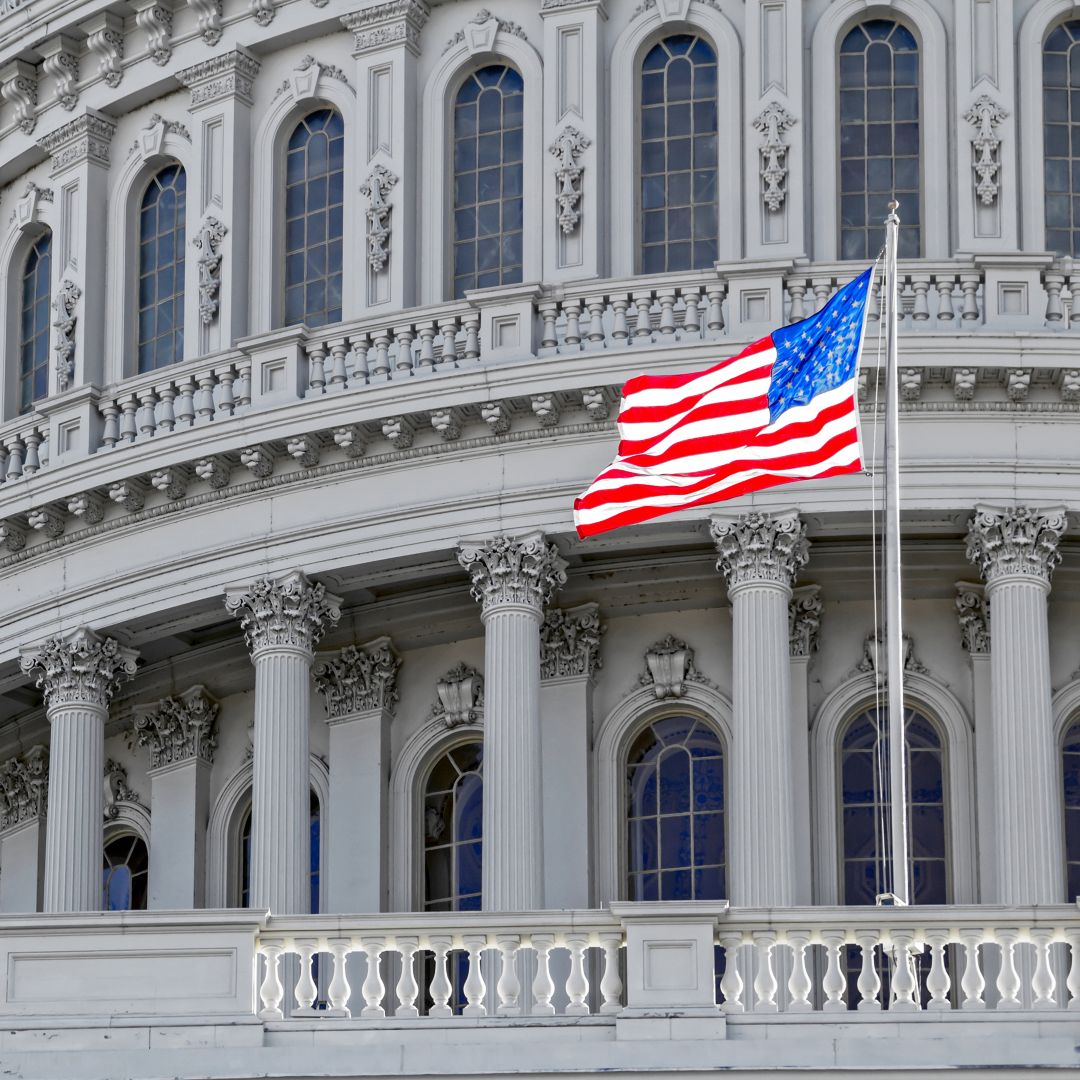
xmin=711 ymin=510 xmax=808 ymax=907
xmin=458 ymin=533 xmax=567 ymax=911
xmin=314 ymin=637 xmax=400 ymax=913
xmin=0 ymin=746 xmax=49 ymax=912
xmin=966 ymin=505 xmax=1066 ymax=904
xmin=225 ymin=571 xmax=341 ymax=914
xmin=134 ymin=686 xmax=218 ymax=909
xmin=19 ymin=628 xmax=137 ymax=912
xmin=788 ymin=584 xmax=821 ymax=906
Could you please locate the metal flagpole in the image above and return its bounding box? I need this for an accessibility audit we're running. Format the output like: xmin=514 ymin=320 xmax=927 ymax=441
xmin=881 ymin=200 xmax=910 ymax=906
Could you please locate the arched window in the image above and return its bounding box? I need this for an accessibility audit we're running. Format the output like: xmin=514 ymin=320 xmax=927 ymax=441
xmin=1043 ymin=21 xmax=1080 ymax=255
xmin=1062 ymin=717 xmax=1080 ymax=900
xmin=423 ymin=741 xmax=483 ymax=911
xmin=840 ymin=705 xmax=948 ymax=904
xmin=452 ymin=66 xmax=524 ymax=299
xmin=137 ymin=164 xmax=186 ymax=373
xmin=283 ymin=109 xmax=344 ymax=328
xmin=626 ymin=715 xmax=725 ymax=900
xmin=838 ymin=20 xmax=920 ymax=260
xmin=102 ymin=833 xmax=149 ymax=910
xmin=238 ymin=790 xmax=321 ymax=911
xmin=639 ymin=35 xmax=718 ymax=275
xmin=18 ymin=230 xmax=51 ymax=414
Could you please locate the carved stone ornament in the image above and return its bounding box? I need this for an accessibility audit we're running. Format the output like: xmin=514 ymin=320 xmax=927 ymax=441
xmin=632 ymin=0 xmax=720 ymax=22
xmin=458 ymin=532 xmax=567 ymax=614
xmin=187 ymin=0 xmax=223 ymax=46
xmin=273 ymin=54 xmax=352 ymax=100
xmin=789 ymin=584 xmax=822 ymax=658
xmin=431 ymin=662 xmax=484 ymax=727
xmin=175 ymin=50 xmax=260 ymax=110
xmin=955 ymin=582 xmax=990 ymax=656
xmin=193 ymin=216 xmax=227 ymax=324
xmin=0 ymin=746 xmax=48 ymax=832
xmin=360 ymin=164 xmax=399 ymax=272
xmin=0 ymin=60 xmax=38 ymax=136
xmin=640 ymin=635 xmax=711 ymax=699
xmin=443 ymin=8 xmax=527 ymax=54
xmin=40 ymin=36 xmax=80 ymax=112
xmin=11 ymin=181 xmax=53 ymax=230
xmin=129 ymin=113 xmax=191 ymax=161
xmin=314 ymin=636 xmax=402 ymax=719
xmin=710 ymin=509 xmax=809 ymax=590
xmin=37 ymin=111 xmax=116 ymax=175
xmin=550 ymin=126 xmax=590 ymax=235
xmin=134 ymin=2 xmax=174 ymax=67
xmin=83 ymin=12 xmax=125 ymax=88
xmin=52 ymin=278 xmax=81 ymax=391
xmin=855 ymin=629 xmax=928 ymax=686
xmin=753 ymin=101 xmax=797 ymax=213
xmin=540 ymin=603 xmax=604 ymax=680
xmin=133 ymin=685 xmax=219 ymax=770
xmin=20 ymin=626 xmax=138 ymax=710
xmin=103 ymin=758 xmax=141 ymax=819
xmin=966 ymin=505 xmax=1067 ymax=586
xmin=224 ymin=570 xmax=342 ymax=655
xmin=340 ymin=0 xmax=431 ymax=57
xmin=965 ymin=94 xmax=1007 ymax=207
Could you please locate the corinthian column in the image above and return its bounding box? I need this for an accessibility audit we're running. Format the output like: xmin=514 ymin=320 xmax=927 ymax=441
xmin=710 ymin=510 xmax=808 ymax=907
xmin=20 ymin=627 xmax=138 ymax=912
xmin=966 ymin=506 xmax=1066 ymax=904
xmin=225 ymin=571 xmax=341 ymax=913
xmin=458 ymin=533 xmax=567 ymax=911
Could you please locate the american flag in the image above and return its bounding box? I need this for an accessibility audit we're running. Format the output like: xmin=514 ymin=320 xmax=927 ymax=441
xmin=574 ymin=267 xmax=874 ymax=539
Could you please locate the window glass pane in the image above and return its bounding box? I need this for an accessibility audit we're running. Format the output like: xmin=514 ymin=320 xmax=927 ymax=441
xmin=836 ymin=20 xmax=921 ymax=259
xmin=1044 ymin=22 xmax=1080 ymax=255
xmin=19 ymin=231 xmax=52 ymax=413
xmin=282 ymin=109 xmax=345 ymax=327
xmin=452 ymin=66 xmax=524 ymax=298
xmin=102 ymin=834 xmax=149 ymax=911
xmin=137 ymin=166 xmax=187 ymax=373
xmin=640 ymin=35 xmax=718 ymax=273
xmin=1063 ymin=718 xmax=1080 ymax=899
xmin=424 ymin=741 xmax=483 ymax=910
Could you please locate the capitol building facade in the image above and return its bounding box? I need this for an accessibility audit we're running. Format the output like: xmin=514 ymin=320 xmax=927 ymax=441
xmin=0 ymin=0 xmax=1077 ymax=1075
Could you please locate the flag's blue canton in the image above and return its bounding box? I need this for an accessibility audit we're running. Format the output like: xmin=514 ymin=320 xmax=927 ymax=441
xmin=766 ymin=267 xmax=873 ymax=424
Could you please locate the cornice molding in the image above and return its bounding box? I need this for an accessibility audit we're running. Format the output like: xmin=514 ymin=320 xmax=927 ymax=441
xmin=175 ymin=48 xmax=260 ymax=108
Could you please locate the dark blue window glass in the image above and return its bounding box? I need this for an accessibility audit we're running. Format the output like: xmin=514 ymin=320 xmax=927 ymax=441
xmin=239 ymin=791 xmax=320 ymax=910
xmin=19 ymin=230 xmax=51 ymax=413
xmin=137 ymin=164 xmax=186 ymax=373
xmin=423 ymin=741 xmax=483 ymax=911
xmin=102 ymin=834 xmax=148 ymax=910
xmin=839 ymin=20 xmax=920 ymax=260
xmin=1063 ymin=719 xmax=1080 ymax=900
xmin=1044 ymin=22 xmax=1080 ymax=254
xmin=452 ymin=66 xmax=524 ymax=298
xmin=626 ymin=716 xmax=725 ymax=900
xmin=283 ymin=109 xmax=344 ymax=328
xmin=639 ymin=35 xmax=718 ymax=275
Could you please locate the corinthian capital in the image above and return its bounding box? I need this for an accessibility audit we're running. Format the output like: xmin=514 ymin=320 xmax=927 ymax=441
xmin=134 ymin=685 xmax=219 ymax=770
xmin=541 ymin=603 xmax=604 ymax=680
xmin=789 ymin=585 xmax=822 ymax=658
xmin=710 ymin=509 xmax=809 ymax=590
xmin=955 ymin=582 xmax=990 ymax=656
xmin=19 ymin=627 xmax=138 ymax=710
xmin=458 ymin=532 xmax=567 ymax=614
xmin=966 ymin=505 xmax=1066 ymax=585
xmin=315 ymin=636 xmax=401 ymax=719
xmin=0 ymin=746 xmax=48 ymax=832
xmin=224 ymin=570 xmax=342 ymax=655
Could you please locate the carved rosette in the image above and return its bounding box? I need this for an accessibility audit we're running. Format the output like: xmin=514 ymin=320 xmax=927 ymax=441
xmin=540 ymin=603 xmax=604 ymax=680
xmin=224 ymin=570 xmax=342 ymax=655
xmin=458 ymin=532 xmax=567 ymax=615
xmin=134 ymin=685 xmax=219 ymax=770
xmin=788 ymin=584 xmax=822 ymax=658
xmin=639 ymin=635 xmax=711 ymax=699
xmin=315 ymin=636 xmax=402 ymax=718
xmin=955 ymin=582 xmax=990 ymax=656
xmin=20 ymin=627 xmax=138 ymax=710
xmin=0 ymin=746 xmax=48 ymax=831
xmin=966 ymin=505 xmax=1066 ymax=586
xmin=431 ymin=662 xmax=484 ymax=727
xmin=710 ymin=510 xmax=809 ymax=591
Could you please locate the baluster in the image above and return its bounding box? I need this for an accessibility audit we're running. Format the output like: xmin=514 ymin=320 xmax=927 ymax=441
xmin=175 ymin=378 xmax=197 ymax=427
xmin=960 ymin=274 xmax=981 ymax=321
xmin=889 ymin=930 xmax=920 ymax=1012
xmin=787 ymin=281 xmax=807 ymax=324
xmin=293 ymin=939 xmax=318 ymax=1015
xmin=995 ymin=928 xmax=1022 ymax=1010
xmin=530 ymin=934 xmax=556 ymax=1016
xmin=138 ymin=389 xmax=158 ymax=439
xmin=0 ymin=444 xmax=8 ymax=483
xmin=585 ymin=296 xmax=607 ymax=347
xmin=706 ymin=284 xmax=726 ymax=333
xmin=1030 ymin=928 xmax=1057 ymax=1010
xmin=681 ymin=287 xmax=701 ymax=335
xmin=4 ymin=439 xmax=23 ymax=481
xmin=195 ymin=375 xmax=216 ymax=423
xmin=538 ymin=301 xmax=559 ymax=350
xmin=959 ymin=928 xmax=986 ymax=1010
xmin=897 ymin=277 xmax=914 ymax=327
xmin=820 ymin=930 xmax=847 ymax=1013
xmin=925 ymin=929 xmax=951 ymax=1011
xmin=611 ymin=295 xmax=630 ymax=343
xmin=752 ymin=931 xmax=778 ymax=1013
xmin=119 ymin=396 xmax=139 ymax=444
xmin=631 ymin=291 xmax=654 ymax=341
xmin=855 ymin=929 xmax=882 ymax=1011
xmin=1070 ymin=276 xmax=1080 ymax=328
xmin=258 ymin=943 xmax=285 ymax=1020
xmin=911 ymin=276 xmax=931 ymax=320
xmin=326 ymin=937 xmax=352 ymax=1017
xmin=306 ymin=341 xmax=327 ymax=394
xmin=394 ymin=936 xmax=420 ymax=1018
xmin=417 ymin=324 xmax=437 ymax=373
xmin=428 ymin=935 xmax=454 ymax=1019
xmin=935 ymin=277 xmax=957 ymax=321
xmin=371 ymin=330 xmax=392 ymax=378
xmin=394 ymin=326 xmax=415 ymax=375
xmin=1066 ymin=929 xmax=1080 ymax=1008
xmin=359 ymin=937 xmax=386 ymax=1018
xmin=1045 ymin=272 xmax=1066 ymax=322
xmin=461 ymin=934 xmax=488 ymax=1017
xmin=351 ymin=333 xmax=371 ymax=383
xmin=439 ymin=319 xmax=459 ymax=369
xmin=657 ymin=290 xmax=677 ymax=336
xmin=157 ymin=386 xmax=176 ymax=433
xmin=217 ymin=368 xmax=236 ymax=415
xmin=812 ymin=278 xmax=832 ymax=312
xmin=463 ymin=313 xmax=481 ymax=361
xmin=563 ymin=299 xmax=583 ymax=347
xmin=785 ymin=930 xmax=812 ymax=1013
xmin=22 ymin=432 xmax=40 ymax=475
xmin=100 ymin=403 xmax=120 ymax=448
xmin=599 ymin=932 xmax=623 ymax=1014
xmin=719 ymin=933 xmax=745 ymax=1013
xmin=495 ymin=934 xmax=522 ymax=1016
xmin=564 ymin=934 xmax=590 ymax=1016
xmin=235 ymin=361 xmax=252 ymax=408
xmin=327 ymin=342 xmax=349 ymax=389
